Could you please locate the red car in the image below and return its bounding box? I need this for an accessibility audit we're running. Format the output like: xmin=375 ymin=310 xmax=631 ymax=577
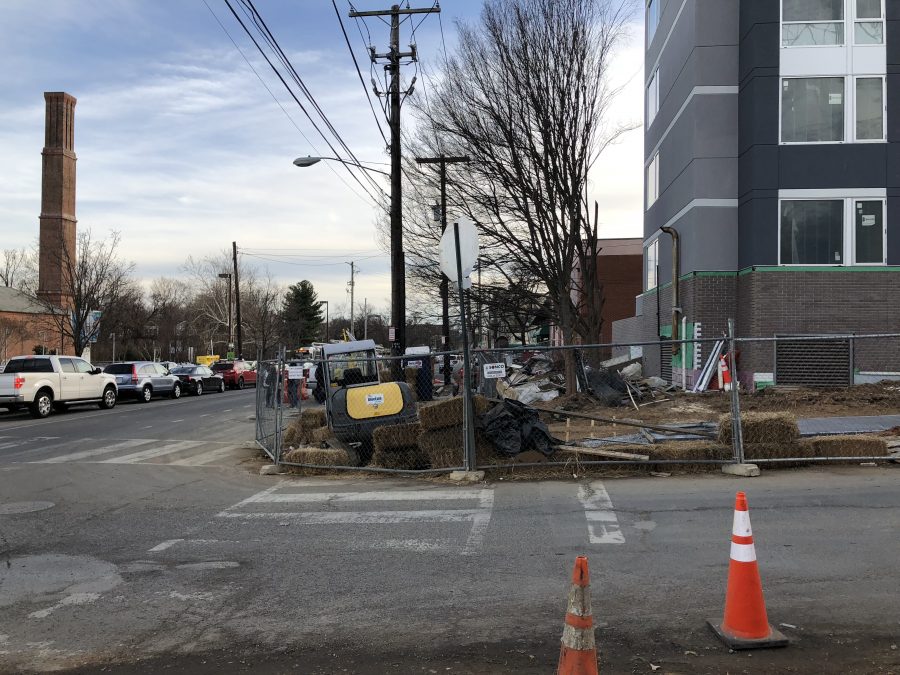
xmin=210 ymin=360 xmax=257 ymax=390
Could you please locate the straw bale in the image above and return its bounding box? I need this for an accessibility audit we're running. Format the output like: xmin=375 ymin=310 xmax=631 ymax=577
xmin=418 ymin=427 xmax=498 ymax=468
xmin=300 ymin=408 xmax=328 ymax=430
xmin=370 ymin=446 xmax=431 ymax=470
xmin=418 ymin=395 xmax=495 ymax=431
xmin=282 ymin=425 xmax=299 ymax=448
xmin=801 ymin=435 xmax=888 ymax=458
xmin=372 ymin=422 xmax=421 ymax=453
xmin=741 ymin=443 xmax=813 ymax=461
xmin=310 ymin=426 xmax=334 ymax=444
xmin=718 ymin=412 xmax=799 ymax=445
xmin=282 ymin=447 xmax=360 ymax=467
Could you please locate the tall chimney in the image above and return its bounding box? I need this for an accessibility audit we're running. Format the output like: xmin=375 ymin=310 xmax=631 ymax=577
xmin=38 ymin=91 xmax=77 ymax=308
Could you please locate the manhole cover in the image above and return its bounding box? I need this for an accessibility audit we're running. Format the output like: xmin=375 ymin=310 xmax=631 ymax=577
xmin=0 ymin=501 xmax=55 ymax=515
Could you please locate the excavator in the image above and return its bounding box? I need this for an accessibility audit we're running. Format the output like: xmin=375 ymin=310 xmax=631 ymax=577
xmin=320 ymin=339 xmax=417 ymax=458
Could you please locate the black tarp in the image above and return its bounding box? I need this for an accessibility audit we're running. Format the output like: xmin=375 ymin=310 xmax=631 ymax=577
xmin=477 ymin=398 xmax=560 ymax=457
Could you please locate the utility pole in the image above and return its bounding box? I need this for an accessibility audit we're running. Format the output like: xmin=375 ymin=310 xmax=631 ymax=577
xmin=350 ymin=3 xmax=440 ymax=359
xmin=347 ymin=261 xmax=356 ymax=337
xmin=233 ymin=241 xmax=242 ymax=358
xmin=415 ymin=154 xmax=470 ymax=385
xmin=363 ymin=298 xmax=368 ymax=339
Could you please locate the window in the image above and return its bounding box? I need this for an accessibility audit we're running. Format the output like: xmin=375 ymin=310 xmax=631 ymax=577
xmin=855 ymin=77 xmax=884 ymax=140
xmin=647 ymin=69 xmax=659 ymax=126
xmin=781 ymin=77 xmax=844 ymax=142
xmin=782 ymin=0 xmax=844 ymax=46
xmin=854 ymin=200 xmax=884 ymax=263
xmin=647 ymin=0 xmax=659 ymax=44
xmin=854 ymin=0 xmax=883 ymax=44
xmin=73 ymin=359 xmax=93 ymax=374
xmin=646 ymin=154 xmax=660 ymax=209
xmin=780 ymin=200 xmax=844 ymax=264
xmin=3 ymin=358 xmax=54 ymax=373
xmin=780 ymin=197 xmax=886 ymax=265
xmin=645 ymin=239 xmax=659 ymax=290
xmin=59 ymin=358 xmax=76 ymax=373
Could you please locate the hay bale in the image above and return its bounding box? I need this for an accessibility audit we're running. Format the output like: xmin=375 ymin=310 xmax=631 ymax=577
xmin=310 ymin=426 xmax=334 ymax=444
xmin=300 ymin=408 xmax=327 ymax=430
xmin=718 ymin=412 xmax=799 ymax=445
xmin=282 ymin=425 xmax=299 ymax=447
xmin=417 ymin=427 xmax=498 ymax=468
xmin=372 ymin=422 xmax=421 ymax=453
xmin=370 ymin=446 xmax=431 ymax=470
xmin=741 ymin=442 xmax=813 ymax=460
xmin=801 ymin=435 xmax=888 ymax=458
xmin=418 ymin=395 xmax=495 ymax=431
xmin=282 ymin=446 xmax=360 ymax=467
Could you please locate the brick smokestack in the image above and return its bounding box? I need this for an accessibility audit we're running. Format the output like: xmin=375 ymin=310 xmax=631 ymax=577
xmin=38 ymin=91 xmax=77 ymax=309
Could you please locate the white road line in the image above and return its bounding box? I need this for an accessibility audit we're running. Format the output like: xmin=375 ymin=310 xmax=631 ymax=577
xmin=462 ymin=489 xmax=495 ymax=556
xmin=170 ymin=419 xmax=184 ymax=423
xmin=148 ymin=539 xmax=184 ymax=552
xmin=218 ymin=509 xmax=484 ymax=524
xmin=579 ymin=481 xmax=625 ymax=545
xmin=168 ymin=446 xmax=241 ymax=466
xmin=224 ymin=409 xmax=232 ymax=412
xmin=220 ymin=483 xmax=286 ymax=513
xmin=354 ymin=538 xmax=455 ymax=553
xmin=97 ymin=440 xmax=207 ymax=464
xmin=142 ymin=425 xmax=153 ymax=429
xmin=200 ymin=414 xmax=209 ymax=417
xmin=33 ymin=439 xmax=156 ymax=464
xmin=248 ymin=489 xmax=486 ymax=503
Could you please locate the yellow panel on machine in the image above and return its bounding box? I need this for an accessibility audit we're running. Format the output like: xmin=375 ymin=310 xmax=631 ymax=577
xmin=346 ymin=383 xmax=406 ymax=420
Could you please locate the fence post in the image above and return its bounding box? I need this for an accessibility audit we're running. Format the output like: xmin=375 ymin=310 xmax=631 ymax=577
xmin=274 ymin=349 xmax=285 ymax=465
xmin=727 ymin=318 xmax=744 ymax=463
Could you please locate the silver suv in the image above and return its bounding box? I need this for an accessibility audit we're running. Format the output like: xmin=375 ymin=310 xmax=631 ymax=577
xmin=103 ymin=362 xmax=183 ymax=402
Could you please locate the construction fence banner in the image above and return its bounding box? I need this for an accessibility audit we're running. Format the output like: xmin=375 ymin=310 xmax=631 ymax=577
xmin=254 ymin=332 xmax=900 ymax=474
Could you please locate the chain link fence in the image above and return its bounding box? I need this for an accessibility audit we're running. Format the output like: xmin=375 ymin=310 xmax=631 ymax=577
xmin=256 ymin=331 xmax=900 ymax=473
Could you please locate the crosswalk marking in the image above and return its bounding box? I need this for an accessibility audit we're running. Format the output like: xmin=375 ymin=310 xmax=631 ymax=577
xmin=245 ymin=489 xmax=486 ymax=504
xmin=34 ymin=439 xmax=155 ymax=464
xmin=579 ymin=481 xmax=625 ymax=544
xmin=218 ymin=509 xmax=485 ymax=524
xmin=97 ymin=440 xmax=206 ymax=464
xmin=168 ymin=446 xmax=242 ymax=466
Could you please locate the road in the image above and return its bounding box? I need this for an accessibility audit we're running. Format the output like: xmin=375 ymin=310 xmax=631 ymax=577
xmin=0 ymin=387 xmax=257 ymax=469
xmin=0 ymin=398 xmax=898 ymax=674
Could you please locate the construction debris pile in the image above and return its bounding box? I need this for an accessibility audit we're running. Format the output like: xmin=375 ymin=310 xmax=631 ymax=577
xmin=492 ymin=351 xmax=673 ymax=409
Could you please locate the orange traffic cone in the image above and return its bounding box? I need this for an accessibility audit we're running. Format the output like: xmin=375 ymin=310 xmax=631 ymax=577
xmin=557 ymin=556 xmax=599 ymax=675
xmin=719 ymin=355 xmax=733 ymax=391
xmin=707 ymin=492 xmax=789 ymax=649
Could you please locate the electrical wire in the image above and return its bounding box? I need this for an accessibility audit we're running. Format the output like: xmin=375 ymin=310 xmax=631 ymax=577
xmin=238 ymin=0 xmax=387 ymax=199
xmin=201 ymin=0 xmax=378 ymax=208
xmin=223 ymin=0 xmax=387 ymax=204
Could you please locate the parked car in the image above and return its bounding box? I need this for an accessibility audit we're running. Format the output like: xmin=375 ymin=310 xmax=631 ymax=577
xmin=0 ymin=355 xmax=118 ymax=418
xmin=210 ymin=359 xmax=257 ymax=390
xmin=170 ymin=365 xmax=225 ymax=395
xmin=103 ymin=362 xmax=183 ymax=402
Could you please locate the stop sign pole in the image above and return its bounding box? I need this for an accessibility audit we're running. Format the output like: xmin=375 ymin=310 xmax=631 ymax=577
xmin=451 ymin=221 xmax=477 ymax=472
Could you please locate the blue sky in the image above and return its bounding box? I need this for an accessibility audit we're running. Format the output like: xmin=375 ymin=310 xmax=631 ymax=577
xmin=0 ymin=0 xmax=644 ymax=314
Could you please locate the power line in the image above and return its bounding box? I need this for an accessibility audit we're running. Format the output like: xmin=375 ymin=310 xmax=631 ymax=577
xmin=222 ymin=0 xmax=387 ymax=205
xmin=332 ymin=0 xmax=389 ymax=147
xmin=238 ymin=0 xmax=387 ymax=199
xmin=201 ymin=0 xmax=378 ymax=208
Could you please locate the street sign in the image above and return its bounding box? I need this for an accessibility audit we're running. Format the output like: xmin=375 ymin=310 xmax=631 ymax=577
xmin=483 ymin=363 xmax=506 ymax=379
xmin=388 ymin=326 xmax=396 ymax=342
xmin=439 ymin=219 xmax=479 ymax=282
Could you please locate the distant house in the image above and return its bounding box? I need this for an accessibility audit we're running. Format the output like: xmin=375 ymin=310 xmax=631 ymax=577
xmin=0 ymin=286 xmax=65 ymax=361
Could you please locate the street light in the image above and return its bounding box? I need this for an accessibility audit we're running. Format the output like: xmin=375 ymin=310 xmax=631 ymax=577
xmin=293 ymin=156 xmax=390 ymax=177
xmin=218 ymin=272 xmax=233 ymax=357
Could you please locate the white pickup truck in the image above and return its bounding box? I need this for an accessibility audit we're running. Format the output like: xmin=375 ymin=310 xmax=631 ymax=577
xmin=0 ymin=355 xmax=118 ymax=418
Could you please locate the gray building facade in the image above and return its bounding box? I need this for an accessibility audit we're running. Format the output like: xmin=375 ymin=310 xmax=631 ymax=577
xmin=613 ymin=0 xmax=900 ymax=386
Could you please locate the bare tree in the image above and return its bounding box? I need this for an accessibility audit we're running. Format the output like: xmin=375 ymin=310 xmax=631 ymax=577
xmin=0 ymin=248 xmax=37 ymax=291
xmin=420 ymin=0 xmax=636 ymax=388
xmin=242 ymin=271 xmax=283 ymax=359
xmin=32 ymin=230 xmax=135 ymax=356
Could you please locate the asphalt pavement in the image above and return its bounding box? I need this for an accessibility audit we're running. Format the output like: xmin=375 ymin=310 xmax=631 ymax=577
xmin=0 ymin=397 xmax=898 ymax=674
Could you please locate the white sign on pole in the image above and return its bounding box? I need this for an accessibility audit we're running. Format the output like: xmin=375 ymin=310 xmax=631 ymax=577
xmin=439 ymin=219 xmax=479 ymax=282
xmin=406 ymin=360 xmax=423 ymax=369
xmin=482 ymin=363 xmax=506 ymax=379
xmin=287 ymin=366 xmax=304 ymax=380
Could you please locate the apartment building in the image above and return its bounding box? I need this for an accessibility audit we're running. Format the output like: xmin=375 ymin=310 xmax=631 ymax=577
xmin=612 ymin=0 xmax=900 ymax=387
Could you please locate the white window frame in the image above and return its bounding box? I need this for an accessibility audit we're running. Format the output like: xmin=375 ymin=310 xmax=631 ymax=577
xmin=647 ymin=0 xmax=659 ymax=45
xmin=647 ymin=68 xmax=660 ymax=127
xmin=646 ymin=153 xmax=660 ymax=210
xmin=779 ymin=75 xmax=887 ymax=144
xmin=645 ymin=239 xmax=659 ymax=290
xmin=852 ymin=0 xmax=885 ymax=46
xmin=781 ymin=0 xmax=845 ymax=48
xmin=777 ymin=193 xmax=887 ymax=266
